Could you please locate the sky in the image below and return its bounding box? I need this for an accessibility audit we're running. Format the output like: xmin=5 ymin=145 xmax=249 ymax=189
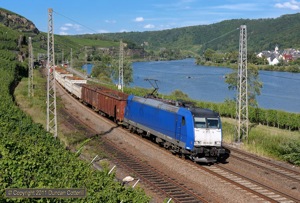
xmin=1 ymin=0 xmax=300 ymax=35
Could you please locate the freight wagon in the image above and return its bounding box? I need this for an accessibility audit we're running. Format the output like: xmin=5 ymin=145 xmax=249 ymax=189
xmin=54 ymin=67 xmax=73 ymax=88
xmin=81 ymin=84 xmax=128 ymax=123
xmin=64 ymin=76 xmax=87 ymax=98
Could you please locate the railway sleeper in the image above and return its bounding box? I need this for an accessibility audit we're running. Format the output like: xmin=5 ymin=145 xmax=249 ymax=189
xmin=171 ymin=194 xmax=192 ymax=198
xmin=160 ymin=186 xmax=178 ymax=190
xmin=162 ymin=188 xmax=182 ymax=192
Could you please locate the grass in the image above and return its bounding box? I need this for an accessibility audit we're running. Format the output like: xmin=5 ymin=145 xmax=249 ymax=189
xmin=14 ymin=69 xmax=47 ymax=128
xmin=222 ymin=117 xmax=300 ymax=164
xmin=14 ymin=68 xmax=109 ymax=161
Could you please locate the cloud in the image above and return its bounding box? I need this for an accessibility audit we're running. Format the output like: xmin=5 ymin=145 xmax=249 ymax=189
xmin=213 ymin=3 xmax=259 ymax=11
xmin=59 ymin=23 xmax=83 ymax=35
xmin=274 ymin=0 xmax=300 ymax=10
xmin=60 ymin=26 xmax=69 ymax=31
xmin=63 ymin=23 xmax=82 ymax=31
xmin=134 ymin=17 xmax=144 ymax=22
xmin=144 ymin=24 xmax=155 ymax=29
xmin=105 ymin=20 xmax=116 ymax=24
xmin=98 ymin=29 xmax=109 ymax=33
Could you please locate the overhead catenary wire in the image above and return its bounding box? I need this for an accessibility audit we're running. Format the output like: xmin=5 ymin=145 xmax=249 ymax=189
xmin=53 ymin=10 xmax=100 ymax=34
xmin=201 ymin=27 xmax=240 ymax=48
xmin=47 ymin=9 xmax=121 ymax=88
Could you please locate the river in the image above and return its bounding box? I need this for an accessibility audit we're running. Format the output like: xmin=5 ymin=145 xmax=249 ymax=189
xmin=131 ymin=58 xmax=300 ymax=113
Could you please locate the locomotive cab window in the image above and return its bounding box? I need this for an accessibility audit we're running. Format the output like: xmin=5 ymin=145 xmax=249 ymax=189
xmin=207 ymin=118 xmax=219 ymax=129
xmin=194 ymin=117 xmax=206 ymax=128
xmin=181 ymin=117 xmax=186 ymax=126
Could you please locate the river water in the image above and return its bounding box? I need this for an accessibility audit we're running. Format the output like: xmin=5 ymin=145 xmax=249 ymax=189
xmin=131 ymin=58 xmax=300 ymax=113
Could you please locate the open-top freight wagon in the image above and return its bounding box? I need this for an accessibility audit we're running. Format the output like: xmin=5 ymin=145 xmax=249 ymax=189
xmin=81 ymin=84 xmax=129 ymax=123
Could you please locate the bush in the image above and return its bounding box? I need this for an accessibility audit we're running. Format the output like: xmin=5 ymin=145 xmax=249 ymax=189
xmin=278 ymin=140 xmax=300 ymax=165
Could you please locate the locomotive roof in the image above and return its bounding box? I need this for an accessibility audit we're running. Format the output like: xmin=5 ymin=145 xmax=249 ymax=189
xmin=132 ymin=96 xmax=180 ymax=113
xmin=189 ymin=107 xmax=220 ymax=118
xmin=131 ymin=95 xmax=220 ymax=117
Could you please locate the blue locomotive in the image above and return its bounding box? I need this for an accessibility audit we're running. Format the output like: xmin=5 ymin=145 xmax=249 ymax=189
xmin=54 ymin=68 xmax=229 ymax=163
xmin=123 ymin=95 xmax=229 ymax=163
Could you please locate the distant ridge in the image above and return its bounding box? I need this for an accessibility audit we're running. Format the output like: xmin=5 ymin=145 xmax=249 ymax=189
xmin=100 ymin=13 xmax=300 ymax=53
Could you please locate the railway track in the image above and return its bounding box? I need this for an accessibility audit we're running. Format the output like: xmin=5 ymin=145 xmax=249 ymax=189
xmin=56 ymin=81 xmax=300 ymax=202
xmin=57 ymin=83 xmax=209 ymax=202
xmin=121 ymin=132 xmax=300 ymax=202
xmin=124 ymin=130 xmax=300 ymax=202
xmin=134 ymin=138 xmax=300 ymax=203
xmin=196 ymin=164 xmax=299 ymax=203
xmin=100 ymin=137 xmax=208 ymax=203
xmin=225 ymin=145 xmax=300 ymax=183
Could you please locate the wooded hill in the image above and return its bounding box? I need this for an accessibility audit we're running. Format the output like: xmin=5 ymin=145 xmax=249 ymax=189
xmin=2 ymin=7 xmax=300 ymax=60
xmin=99 ymin=13 xmax=300 ymax=54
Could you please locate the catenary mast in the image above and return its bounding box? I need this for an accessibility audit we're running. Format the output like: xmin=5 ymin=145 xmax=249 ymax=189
xmin=235 ymin=25 xmax=248 ymax=142
xmin=46 ymin=8 xmax=58 ymax=138
xmin=28 ymin=37 xmax=34 ymax=97
xmin=118 ymin=40 xmax=124 ymax=92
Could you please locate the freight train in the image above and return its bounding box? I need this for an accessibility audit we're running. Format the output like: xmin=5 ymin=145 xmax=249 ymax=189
xmin=54 ymin=67 xmax=230 ymax=163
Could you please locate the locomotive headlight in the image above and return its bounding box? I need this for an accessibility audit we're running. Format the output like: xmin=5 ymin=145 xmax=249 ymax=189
xmin=215 ymin=141 xmax=221 ymax=145
xmin=194 ymin=141 xmax=201 ymax=145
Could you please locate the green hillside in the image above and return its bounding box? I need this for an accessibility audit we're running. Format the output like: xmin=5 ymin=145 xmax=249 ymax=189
xmin=30 ymin=33 xmax=119 ymax=62
xmin=100 ymin=13 xmax=300 ymax=54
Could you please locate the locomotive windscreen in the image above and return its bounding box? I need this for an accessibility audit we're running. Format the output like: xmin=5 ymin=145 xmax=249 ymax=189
xmin=194 ymin=117 xmax=220 ymax=129
xmin=207 ymin=118 xmax=219 ymax=129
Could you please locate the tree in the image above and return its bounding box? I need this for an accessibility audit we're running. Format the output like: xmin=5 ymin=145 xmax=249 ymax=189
xmin=212 ymin=52 xmax=225 ymax=63
xmin=111 ymin=59 xmax=133 ymax=86
xmin=91 ymin=55 xmax=113 ymax=82
xmin=226 ymin=51 xmax=239 ymax=63
xmin=170 ymin=90 xmax=189 ymax=100
xmin=121 ymin=59 xmax=133 ymax=85
xmin=225 ymin=63 xmax=262 ymax=107
xmin=203 ymin=48 xmax=215 ymax=61
xmin=90 ymin=52 xmax=133 ymax=86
